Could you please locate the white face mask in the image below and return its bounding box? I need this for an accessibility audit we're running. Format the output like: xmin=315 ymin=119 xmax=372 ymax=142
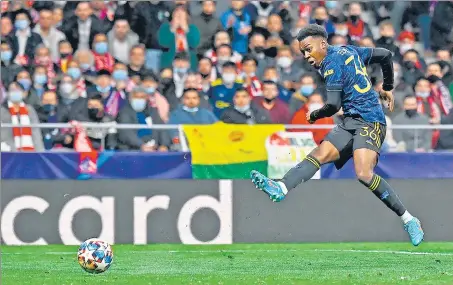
xmin=277 ymin=57 xmax=293 ymax=68
xmin=222 ymin=73 xmax=236 ymax=84
xmin=416 ymin=91 xmax=430 ymax=99
xmin=308 ymin=103 xmax=324 ymax=113
xmin=400 ymin=43 xmax=413 ymax=55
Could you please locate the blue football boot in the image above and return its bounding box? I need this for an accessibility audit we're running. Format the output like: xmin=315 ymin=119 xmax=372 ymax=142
xmin=404 ymin=217 xmax=424 ymax=246
xmin=250 ymin=170 xmax=285 ymax=202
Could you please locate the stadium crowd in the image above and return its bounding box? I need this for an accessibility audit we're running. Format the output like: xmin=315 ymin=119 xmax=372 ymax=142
xmin=1 ymin=0 xmax=453 ymax=152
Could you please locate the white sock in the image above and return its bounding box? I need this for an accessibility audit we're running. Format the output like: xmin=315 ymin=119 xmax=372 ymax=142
xmin=277 ymin=181 xmax=288 ymax=195
xmin=401 ymin=211 xmax=414 ymax=224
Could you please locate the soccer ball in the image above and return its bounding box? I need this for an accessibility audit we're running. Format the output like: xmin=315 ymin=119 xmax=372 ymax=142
xmin=77 ymin=238 xmax=113 ymax=274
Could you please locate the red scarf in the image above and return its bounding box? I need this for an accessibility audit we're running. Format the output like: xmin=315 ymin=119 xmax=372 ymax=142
xmin=105 ymin=90 xmax=125 ymax=118
xmin=93 ymin=52 xmax=114 ymax=73
xmin=175 ymin=27 xmax=188 ymax=52
xmin=244 ymin=75 xmax=263 ymax=97
xmin=35 ymin=57 xmax=56 ymax=90
xmin=71 ymin=121 xmax=98 ymax=174
xmin=8 ymin=101 xmax=35 ymax=151
xmin=347 ymin=19 xmax=365 ymax=42
xmin=76 ymin=78 xmax=87 ymax=98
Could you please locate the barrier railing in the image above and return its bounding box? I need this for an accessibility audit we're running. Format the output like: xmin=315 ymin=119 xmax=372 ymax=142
xmin=1 ymin=123 xmax=453 ymax=152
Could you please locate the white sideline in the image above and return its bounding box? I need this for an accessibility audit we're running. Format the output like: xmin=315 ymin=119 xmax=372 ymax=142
xmin=2 ymin=249 xmax=453 ymax=256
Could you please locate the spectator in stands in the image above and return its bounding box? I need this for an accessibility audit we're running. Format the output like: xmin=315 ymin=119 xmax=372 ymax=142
xmin=117 ymin=87 xmax=171 ymax=152
xmin=193 ymin=0 xmax=223 ymax=57
xmin=57 ymin=75 xmax=80 ymax=122
xmin=184 ymin=72 xmax=212 ymax=110
xmin=346 ymin=2 xmax=372 ymax=44
xmin=131 ymin=0 xmax=172 ymax=73
xmin=66 ymin=61 xmax=91 ymax=98
xmin=31 ymin=65 xmax=49 ymax=99
xmin=245 ymin=0 xmax=277 ymax=26
xmin=52 ymin=6 xmax=64 ymax=30
xmin=393 ymin=95 xmax=432 ymax=152
xmin=436 ymin=107 xmax=453 ymax=150
xmin=141 ymin=72 xmax=170 ymax=123
xmin=158 ymin=6 xmax=200 ymax=70
xmin=426 ymin=62 xmax=453 ymax=117
xmin=221 ymin=0 xmax=251 ymax=55
xmin=276 ymin=46 xmax=304 ymax=92
xmin=62 ymin=1 xmax=106 ymax=51
xmin=397 ymin=31 xmax=417 ymax=56
xmin=221 ymin=87 xmax=271 ymax=124
xmin=289 ymin=73 xmax=319 ymax=116
xmin=33 ymin=45 xmax=57 ymax=90
xmin=10 ymin=8 xmax=43 ymax=65
xmin=92 ymin=33 xmax=114 ymax=73
xmin=0 ymin=81 xmax=44 ymax=152
xmin=401 ymin=49 xmax=425 ymax=86
xmin=112 ymin=62 xmax=134 ymax=95
xmin=15 ymin=69 xmax=40 ymax=111
xmin=266 ymin=14 xmax=292 ymax=46
xmin=77 ymin=93 xmax=117 ymax=151
xmin=375 ymin=20 xmax=402 ymax=62
xmin=430 ymin=0 xmax=453 ymax=52
xmin=208 ymin=61 xmax=244 ymax=118
xmin=127 ymin=44 xmax=150 ymax=82
xmin=253 ymin=80 xmax=290 ymax=124
xmin=159 ymin=68 xmax=179 ymax=110
xmin=204 ymin=30 xmax=243 ymax=69
xmin=73 ymin=49 xmax=97 ymax=79
xmin=330 ymin=34 xmax=348 ymax=47
xmin=290 ymin=93 xmax=334 ymax=145
xmin=198 ymin=57 xmax=216 ymax=92
xmin=56 ymin=40 xmax=73 ymax=74
xmin=310 ymin=6 xmax=335 ymax=37
xmin=172 ymin=53 xmax=191 ymax=99
xmin=214 ymin=44 xmax=241 ymax=74
xmin=1 ymin=40 xmax=22 ymax=86
xmin=248 ymin=32 xmax=275 ymax=79
xmin=37 ymin=90 xmax=71 ymax=150
xmin=1 ymin=15 xmax=13 ymax=40
xmin=107 ymin=17 xmax=139 ymax=65
xmin=436 ymin=49 xmax=452 ymax=64
xmin=33 ymin=8 xmax=66 ymax=62
xmin=262 ymin=66 xmax=292 ymax=103
xmin=391 ymin=61 xmax=412 ymax=117
xmin=413 ymin=77 xmax=440 ymax=123
xmin=241 ymin=55 xmax=262 ymax=98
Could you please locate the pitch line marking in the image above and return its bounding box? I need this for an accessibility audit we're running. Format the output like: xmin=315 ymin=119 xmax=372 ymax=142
xmin=2 ymin=249 xmax=453 ymax=256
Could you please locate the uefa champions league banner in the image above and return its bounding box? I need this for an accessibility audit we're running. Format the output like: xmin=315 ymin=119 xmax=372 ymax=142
xmin=266 ymin=131 xmax=320 ymax=180
xmin=1 ymin=179 xmax=453 ymax=245
xmin=0 ymin=152 xmax=192 ymax=179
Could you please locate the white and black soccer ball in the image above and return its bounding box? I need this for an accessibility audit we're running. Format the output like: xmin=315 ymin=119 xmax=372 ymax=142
xmin=77 ymin=238 xmax=113 ymax=274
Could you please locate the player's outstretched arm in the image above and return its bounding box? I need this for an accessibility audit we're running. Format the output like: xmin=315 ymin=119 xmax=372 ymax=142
xmin=368 ymin=48 xmax=394 ymax=91
xmin=308 ymin=90 xmax=342 ymax=123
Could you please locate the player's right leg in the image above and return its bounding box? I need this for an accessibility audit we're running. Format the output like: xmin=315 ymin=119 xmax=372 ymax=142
xmin=251 ymin=141 xmax=340 ymax=202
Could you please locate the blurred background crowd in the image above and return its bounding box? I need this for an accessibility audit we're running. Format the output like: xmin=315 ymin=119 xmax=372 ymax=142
xmin=1 ymin=0 xmax=453 ymax=153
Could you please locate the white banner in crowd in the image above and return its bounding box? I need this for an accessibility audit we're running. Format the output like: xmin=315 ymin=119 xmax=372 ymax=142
xmin=266 ymin=132 xmax=320 ymax=180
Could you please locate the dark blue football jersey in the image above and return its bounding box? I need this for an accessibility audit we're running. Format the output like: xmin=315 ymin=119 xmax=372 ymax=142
xmin=319 ymin=45 xmax=386 ymax=125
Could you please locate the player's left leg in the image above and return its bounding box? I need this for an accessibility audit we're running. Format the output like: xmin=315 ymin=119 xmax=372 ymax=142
xmin=353 ymin=148 xmax=424 ymax=246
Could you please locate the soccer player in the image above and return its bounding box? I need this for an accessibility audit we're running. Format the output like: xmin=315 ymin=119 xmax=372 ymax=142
xmin=250 ymin=24 xmax=424 ymax=246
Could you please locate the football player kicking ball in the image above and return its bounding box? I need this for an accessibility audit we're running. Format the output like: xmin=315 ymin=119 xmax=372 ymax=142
xmin=250 ymin=24 xmax=424 ymax=246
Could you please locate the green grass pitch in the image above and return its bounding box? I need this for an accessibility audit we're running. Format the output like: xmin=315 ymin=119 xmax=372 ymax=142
xmin=2 ymin=242 xmax=453 ymax=285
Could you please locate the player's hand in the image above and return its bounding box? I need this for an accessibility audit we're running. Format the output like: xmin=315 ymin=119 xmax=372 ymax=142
xmin=379 ymin=90 xmax=395 ymax=112
xmin=306 ymin=111 xmax=316 ymax=124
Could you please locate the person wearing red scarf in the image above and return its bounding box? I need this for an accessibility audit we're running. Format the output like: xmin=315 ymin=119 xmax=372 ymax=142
xmin=346 ymin=2 xmax=372 ymax=43
xmin=241 ymin=55 xmax=262 ymax=98
xmin=92 ymin=33 xmax=114 ymax=73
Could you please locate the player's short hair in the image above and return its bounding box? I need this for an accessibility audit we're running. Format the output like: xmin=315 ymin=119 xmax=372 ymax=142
xmin=296 ymin=24 xmax=328 ymax=42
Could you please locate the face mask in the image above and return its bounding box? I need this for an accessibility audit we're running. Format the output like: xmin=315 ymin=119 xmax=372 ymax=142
xmin=315 ymin=19 xmax=325 ymax=26
xmin=349 ymin=15 xmax=359 ymax=23
xmin=88 ymin=107 xmax=103 ymax=120
xmin=277 ymin=57 xmax=293 ymax=68
xmin=34 ymin=74 xmax=48 ymax=85
xmin=269 ymin=77 xmax=279 ymax=83
xmin=112 ymin=69 xmax=128 ymax=81
xmin=8 ymin=90 xmax=23 ymax=103
xmin=61 ymin=98 xmax=75 ymax=105
xmin=380 ymin=36 xmax=394 ymax=43
xmin=264 ymin=97 xmax=276 ymax=104
xmin=94 ymin=42 xmax=108 ymax=54
xmin=131 ymin=98 xmax=147 ymax=112
xmin=200 ymin=71 xmax=210 ymax=78
xmin=308 ymin=103 xmax=323 ymax=113
xmin=427 ymin=75 xmax=440 ymax=84
xmin=145 ymin=86 xmax=156 ymax=94
xmin=336 ymin=29 xmax=348 ymax=37
xmin=405 ymin=109 xmax=418 ymax=117
xmin=161 ymin=78 xmax=173 ymax=86
xmin=235 ymin=104 xmax=250 ymax=113
xmin=67 ymin=67 xmax=81 ymax=79
xmin=325 ymin=1 xmax=337 ymax=9
xmin=1 ymin=50 xmax=12 ymax=62
xmin=96 ymin=85 xmax=111 ymax=94
xmin=182 ymin=106 xmax=199 ymax=113
xmin=254 ymin=46 xmax=265 ymax=54
xmin=43 ymin=104 xmax=56 ymax=113
xmin=14 ymin=19 xmax=29 ymax=30
xmin=300 ymin=85 xmax=314 ymax=96
xmin=60 ymin=53 xmax=71 ymax=59
xmin=80 ymin=63 xmax=91 ymax=71
xmin=416 ymin=91 xmax=430 ymax=99
xmin=60 ymin=83 xmax=74 ymax=95
xmin=222 ymin=73 xmax=236 ymax=84
xmin=174 ymin=67 xmax=188 ymax=77
xmin=399 ymin=43 xmax=413 ymax=55
xmin=218 ymin=56 xmax=230 ymax=63
xmin=18 ymin=79 xmax=32 ymax=90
